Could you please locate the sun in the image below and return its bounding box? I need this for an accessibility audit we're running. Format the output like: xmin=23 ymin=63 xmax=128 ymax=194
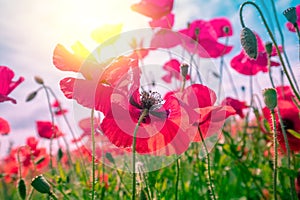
xmin=53 ymin=0 xmax=144 ymax=49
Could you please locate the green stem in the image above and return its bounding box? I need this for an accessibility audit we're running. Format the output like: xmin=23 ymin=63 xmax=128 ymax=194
xmin=239 ymin=1 xmax=300 ymax=102
xmin=270 ymin=0 xmax=299 ymax=92
xmin=198 ymin=127 xmax=216 ymax=200
xmin=91 ymin=109 xmax=96 ymax=200
xmin=49 ymin=192 xmax=58 ymax=200
xmin=132 ymin=109 xmax=148 ymax=200
xmin=295 ymin=24 xmax=300 ymax=61
xmin=42 ymin=84 xmax=55 ymax=173
xmin=46 ymin=86 xmax=89 ymax=184
xmin=175 ymin=159 xmax=180 ymax=200
xmin=267 ymin=58 xmax=296 ymax=199
xmin=270 ymin=109 xmax=278 ymax=200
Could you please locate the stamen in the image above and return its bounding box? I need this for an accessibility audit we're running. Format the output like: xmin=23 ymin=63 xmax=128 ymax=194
xmin=140 ymin=90 xmax=162 ymax=109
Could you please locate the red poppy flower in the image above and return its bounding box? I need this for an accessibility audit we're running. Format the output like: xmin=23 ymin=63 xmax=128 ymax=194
xmin=71 ymin=117 xmax=100 ymax=143
xmin=162 ymin=59 xmax=190 ymax=83
xmin=286 ymin=5 xmax=300 ymax=32
xmin=165 ymin=84 xmax=236 ymax=142
xmin=1 ymin=137 xmax=49 ymax=182
xmin=230 ymin=33 xmax=281 ymax=75
xmin=101 ymin=88 xmax=190 ymax=155
xmin=131 ymin=0 xmax=174 ymax=19
xmin=149 ymin=13 xmax=174 ymax=29
xmin=52 ymin=100 xmax=68 ymax=116
xmin=275 ymin=85 xmax=296 ymax=102
xmin=0 ymin=117 xmax=10 ymax=135
xmin=36 ymin=121 xmax=64 ymax=139
xmin=263 ymin=100 xmax=300 ymax=152
xmin=59 ymin=56 xmax=140 ymax=115
xmin=0 ymin=66 xmax=24 ymax=104
xmin=221 ymin=97 xmax=248 ymax=118
xmin=179 ymin=18 xmax=233 ymax=58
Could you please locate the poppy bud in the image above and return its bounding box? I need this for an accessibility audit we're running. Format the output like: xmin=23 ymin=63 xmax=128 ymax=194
xmin=265 ymin=42 xmax=273 ymax=56
xmin=181 ymin=63 xmax=189 ymax=79
xmin=31 ymin=175 xmax=51 ymax=194
xmin=26 ymin=91 xmax=37 ymax=102
xmin=34 ymin=76 xmax=44 ymax=85
xmin=283 ymin=7 xmax=297 ymax=25
xmin=18 ymin=179 xmax=26 ymax=200
xmin=262 ymin=88 xmax=277 ymax=110
xmin=240 ymin=27 xmax=257 ymax=59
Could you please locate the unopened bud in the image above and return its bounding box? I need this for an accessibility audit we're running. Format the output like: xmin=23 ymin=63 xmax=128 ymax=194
xmin=31 ymin=175 xmax=51 ymax=194
xmin=18 ymin=179 xmax=26 ymax=200
xmin=240 ymin=27 xmax=257 ymax=59
xmin=26 ymin=91 xmax=37 ymax=102
xmin=283 ymin=7 xmax=297 ymax=25
xmin=262 ymin=88 xmax=277 ymax=110
xmin=180 ymin=63 xmax=189 ymax=79
xmin=34 ymin=76 xmax=44 ymax=85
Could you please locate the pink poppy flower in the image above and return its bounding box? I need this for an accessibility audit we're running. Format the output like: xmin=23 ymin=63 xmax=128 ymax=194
xmin=162 ymin=59 xmax=190 ymax=83
xmin=0 ymin=66 xmax=24 ymax=104
xmin=221 ymin=97 xmax=248 ymax=118
xmin=131 ymin=0 xmax=174 ymax=19
xmin=286 ymin=5 xmax=300 ymax=32
xmin=149 ymin=13 xmax=174 ymax=29
xmin=230 ymin=33 xmax=281 ymax=75
xmin=36 ymin=121 xmax=64 ymax=139
xmin=0 ymin=117 xmax=10 ymax=135
xmin=179 ymin=18 xmax=233 ymax=58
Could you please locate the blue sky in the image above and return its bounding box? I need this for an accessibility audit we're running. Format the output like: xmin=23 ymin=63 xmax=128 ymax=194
xmin=0 ymin=0 xmax=299 ymax=155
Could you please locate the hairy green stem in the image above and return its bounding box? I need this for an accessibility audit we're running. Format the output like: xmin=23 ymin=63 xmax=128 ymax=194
xmin=270 ymin=109 xmax=278 ymax=200
xmin=267 ymin=57 xmax=296 ymax=198
xmin=132 ymin=109 xmax=148 ymax=200
xmin=175 ymin=159 xmax=180 ymax=200
xmin=42 ymin=84 xmax=55 ymax=173
xmin=270 ymin=0 xmax=299 ymax=92
xmin=239 ymin=1 xmax=300 ymax=102
xmin=198 ymin=127 xmax=216 ymax=200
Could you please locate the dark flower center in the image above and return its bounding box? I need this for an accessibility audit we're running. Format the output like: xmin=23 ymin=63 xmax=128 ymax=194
xmin=282 ymin=118 xmax=294 ymax=130
xmin=140 ymin=91 xmax=162 ymax=110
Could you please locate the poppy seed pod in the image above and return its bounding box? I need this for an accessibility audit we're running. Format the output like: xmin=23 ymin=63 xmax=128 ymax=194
xmin=31 ymin=175 xmax=51 ymax=194
xmin=181 ymin=63 xmax=189 ymax=79
xmin=283 ymin=7 xmax=297 ymax=25
xmin=262 ymin=88 xmax=277 ymax=110
xmin=240 ymin=27 xmax=257 ymax=59
xmin=34 ymin=76 xmax=44 ymax=85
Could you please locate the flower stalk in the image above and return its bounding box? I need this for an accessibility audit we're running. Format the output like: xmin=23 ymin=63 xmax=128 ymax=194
xmin=198 ymin=127 xmax=216 ymax=200
xmin=239 ymin=1 xmax=300 ymax=102
xmin=132 ymin=109 xmax=148 ymax=200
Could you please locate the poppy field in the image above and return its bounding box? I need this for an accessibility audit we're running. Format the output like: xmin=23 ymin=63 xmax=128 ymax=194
xmin=1 ymin=0 xmax=300 ymax=199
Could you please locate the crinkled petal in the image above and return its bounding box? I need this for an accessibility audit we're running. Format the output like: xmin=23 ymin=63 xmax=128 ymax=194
xmin=0 ymin=117 xmax=10 ymax=135
xmin=149 ymin=13 xmax=174 ymax=29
